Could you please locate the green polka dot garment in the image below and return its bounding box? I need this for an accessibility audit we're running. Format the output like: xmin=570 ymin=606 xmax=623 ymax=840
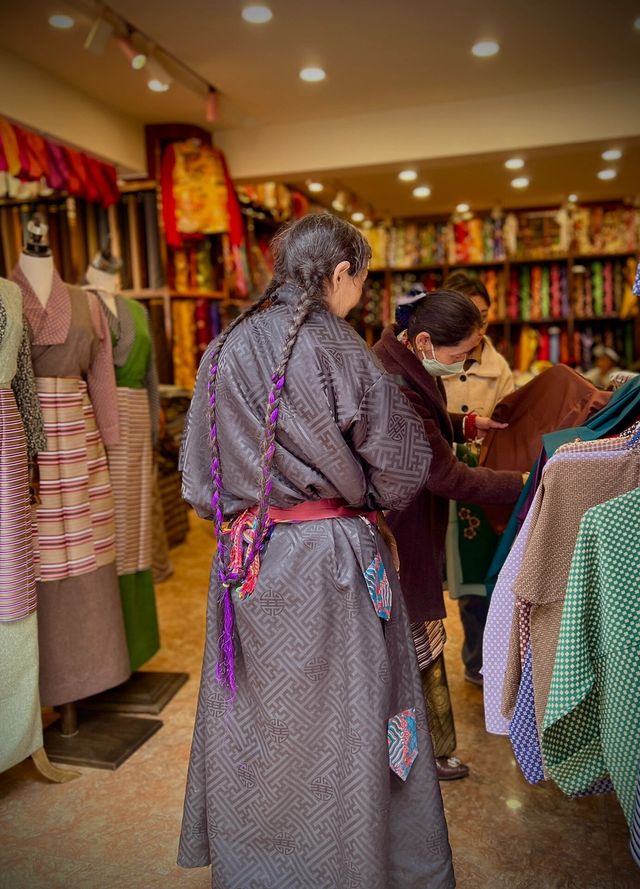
xmin=541 ymin=486 xmax=640 ymax=826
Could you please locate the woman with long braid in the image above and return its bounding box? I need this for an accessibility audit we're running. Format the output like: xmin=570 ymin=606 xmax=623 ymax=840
xmin=178 ymin=214 xmax=454 ymax=888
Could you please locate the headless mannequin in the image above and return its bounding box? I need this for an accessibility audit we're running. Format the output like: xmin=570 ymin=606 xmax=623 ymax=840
xmin=18 ymin=217 xmax=54 ymax=307
xmin=7 ymin=223 xmax=79 ymax=782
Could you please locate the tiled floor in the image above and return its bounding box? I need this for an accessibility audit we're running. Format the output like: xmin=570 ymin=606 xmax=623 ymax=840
xmin=0 ymin=515 xmax=636 ymax=889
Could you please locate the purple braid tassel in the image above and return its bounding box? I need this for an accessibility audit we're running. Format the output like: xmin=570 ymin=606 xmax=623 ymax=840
xmin=215 ymin=576 xmax=237 ymax=696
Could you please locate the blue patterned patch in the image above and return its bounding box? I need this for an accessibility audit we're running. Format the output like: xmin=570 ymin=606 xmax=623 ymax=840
xmin=388 ymin=708 xmax=418 ymax=781
xmin=364 ymin=553 xmax=392 ymax=621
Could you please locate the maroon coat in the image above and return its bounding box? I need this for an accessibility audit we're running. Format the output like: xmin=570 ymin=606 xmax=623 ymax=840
xmin=373 ymin=326 xmax=522 ymax=622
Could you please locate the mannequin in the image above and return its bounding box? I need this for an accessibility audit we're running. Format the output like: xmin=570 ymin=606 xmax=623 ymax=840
xmin=88 ymin=247 xmax=163 ymax=676
xmin=18 ymin=217 xmax=54 ymax=307
xmin=84 ymin=243 xmax=121 ymax=316
xmin=10 ymin=223 xmax=161 ymax=767
xmin=0 ymin=275 xmax=77 ymax=783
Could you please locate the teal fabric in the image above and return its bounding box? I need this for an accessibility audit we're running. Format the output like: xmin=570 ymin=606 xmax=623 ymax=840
xmin=485 ymin=376 xmax=640 ymax=597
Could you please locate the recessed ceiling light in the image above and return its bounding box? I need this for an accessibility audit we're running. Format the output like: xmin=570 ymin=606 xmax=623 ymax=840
xmin=597 ymin=168 xmax=617 ymax=180
xmin=351 ymin=211 xmax=365 ymax=223
xmin=148 ymin=79 xmax=170 ymax=93
xmin=568 ymin=194 xmax=578 ymax=203
xmin=472 ymin=40 xmax=500 ymax=58
xmin=456 ymin=203 xmax=470 ymax=214
xmin=300 ymin=67 xmax=326 ymax=83
xmin=601 ymin=148 xmax=622 ymax=161
xmin=307 ymin=181 xmax=324 ymax=193
xmin=49 ymin=13 xmax=75 ymax=29
xmin=413 ymin=186 xmax=431 ymax=199
xmin=505 ymin=158 xmax=525 ymax=170
xmin=398 ymin=170 xmax=418 ymax=182
xmin=242 ymin=5 xmax=273 ymax=23
xmin=511 ymin=177 xmax=530 ymax=189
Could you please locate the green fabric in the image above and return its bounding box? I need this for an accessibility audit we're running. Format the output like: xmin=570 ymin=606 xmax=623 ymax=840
xmin=119 ymin=569 xmax=160 ymax=671
xmin=541 ymin=488 xmax=640 ymax=826
xmin=116 ymin=299 xmax=152 ymax=389
xmin=446 ymin=443 xmax=499 ymax=599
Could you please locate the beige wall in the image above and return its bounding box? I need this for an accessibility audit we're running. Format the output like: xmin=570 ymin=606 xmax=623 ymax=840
xmin=217 ymin=79 xmax=640 ymax=180
xmin=0 ymin=49 xmax=146 ymax=174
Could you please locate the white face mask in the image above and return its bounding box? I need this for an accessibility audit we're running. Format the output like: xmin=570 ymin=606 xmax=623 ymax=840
xmin=421 ymin=343 xmax=465 ymax=378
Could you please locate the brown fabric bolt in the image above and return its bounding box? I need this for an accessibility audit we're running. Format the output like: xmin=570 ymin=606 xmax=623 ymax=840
xmin=479 ymin=365 xmax=611 ymax=533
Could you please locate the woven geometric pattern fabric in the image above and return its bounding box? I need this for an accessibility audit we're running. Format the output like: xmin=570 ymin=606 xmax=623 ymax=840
xmin=509 ymin=643 xmax=545 ymax=784
xmin=177 ymin=286 xmax=454 ymax=887
xmin=541 ymin=488 xmax=640 ymax=826
xmin=631 ymin=769 xmax=640 ymax=867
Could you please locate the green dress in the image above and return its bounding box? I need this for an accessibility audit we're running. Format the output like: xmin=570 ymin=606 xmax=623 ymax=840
xmin=541 ymin=486 xmax=640 ymax=825
xmin=96 ymin=292 xmax=161 ymax=671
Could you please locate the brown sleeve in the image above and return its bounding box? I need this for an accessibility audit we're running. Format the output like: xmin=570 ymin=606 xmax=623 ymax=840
xmin=402 ymin=387 xmax=522 ymax=506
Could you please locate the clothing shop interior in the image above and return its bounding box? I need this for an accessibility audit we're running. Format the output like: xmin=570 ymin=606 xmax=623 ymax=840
xmin=1 ymin=2 xmax=640 ymax=888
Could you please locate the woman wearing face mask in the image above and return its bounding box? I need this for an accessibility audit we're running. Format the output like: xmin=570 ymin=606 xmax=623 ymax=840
xmin=373 ymin=288 xmax=523 ymax=781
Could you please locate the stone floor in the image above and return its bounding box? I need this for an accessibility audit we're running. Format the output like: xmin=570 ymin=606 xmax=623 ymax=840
xmin=0 ymin=515 xmax=636 ymax=889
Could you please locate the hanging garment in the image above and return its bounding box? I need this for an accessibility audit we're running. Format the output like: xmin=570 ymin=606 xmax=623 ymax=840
xmin=96 ymin=293 xmax=161 ymax=671
xmin=12 ymin=267 xmax=130 ymax=707
xmin=503 ymin=450 xmax=640 ymax=736
xmin=631 ymin=771 xmax=640 ymax=867
xmin=0 ymin=279 xmax=47 ymax=772
xmin=541 ymin=488 xmax=640 ymax=825
xmin=178 ymin=285 xmax=454 ymax=888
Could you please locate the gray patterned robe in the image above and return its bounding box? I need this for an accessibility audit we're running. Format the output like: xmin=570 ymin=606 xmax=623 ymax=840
xmin=178 ymin=284 xmax=455 ymax=889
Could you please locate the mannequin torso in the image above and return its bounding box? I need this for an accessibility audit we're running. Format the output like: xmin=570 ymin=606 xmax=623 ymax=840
xmin=18 ymin=254 xmax=54 ymax=308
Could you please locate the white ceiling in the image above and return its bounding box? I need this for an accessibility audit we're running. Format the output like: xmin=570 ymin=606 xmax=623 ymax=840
xmin=1 ymin=0 xmax=639 ymax=214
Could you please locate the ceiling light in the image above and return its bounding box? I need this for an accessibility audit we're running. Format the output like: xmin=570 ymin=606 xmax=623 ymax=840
xmin=505 ymin=158 xmax=525 ymax=170
xmin=351 ymin=211 xmax=365 ymax=223
xmin=242 ymin=5 xmax=273 ymax=23
xmin=398 ymin=170 xmax=418 ymax=182
xmin=413 ymin=186 xmax=432 ymax=199
xmin=511 ymin=177 xmax=530 ymax=189
xmin=300 ymin=67 xmax=326 ymax=82
xmin=597 ymin=169 xmax=617 ymax=180
xmin=472 ymin=40 xmax=500 ymax=58
xmin=634 ymin=16 xmax=640 ymax=30
xmin=48 ymin=14 xmax=75 ymax=29
xmin=568 ymin=194 xmax=578 ymax=203
xmin=148 ymin=78 xmax=170 ymax=93
xmin=146 ymin=57 xmax=172 ymax=92
xmin=84 ymin=16 xmax=115 ymax=56
xmin=307 ymin=181 xmax=324 ymax=193
xmin=117 ymin=36 xmax=147 ymax=70
xmin=601 ymin=148 xmax=622 ymax=161
xmin=456 ymin=203 xmax=470 ymax=214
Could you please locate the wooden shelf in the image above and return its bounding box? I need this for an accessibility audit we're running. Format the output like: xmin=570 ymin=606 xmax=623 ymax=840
xmin=169 ymin=289 xmax=226 ymax=300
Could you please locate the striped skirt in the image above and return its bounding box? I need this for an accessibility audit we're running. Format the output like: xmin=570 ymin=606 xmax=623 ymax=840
xmin=0 ymin=387 xmax=37 ymax=621
xmin=107 ymin=388 xmax=152 ymax=575
xmin=33 ymin=377 xmax=116 ymax=580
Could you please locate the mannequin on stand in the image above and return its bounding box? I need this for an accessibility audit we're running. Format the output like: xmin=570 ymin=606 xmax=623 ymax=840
xmin=0 ymin=261 xmax=77 ymax=783
xmin=83 ymin=244 xmax=164 ymax=678
xmin=11 ymin=217 xmax=161 ymax=768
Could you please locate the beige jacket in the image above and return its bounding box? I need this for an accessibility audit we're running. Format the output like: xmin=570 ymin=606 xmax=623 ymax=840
xmin=442 ymin=336 xmax=514 ymax=418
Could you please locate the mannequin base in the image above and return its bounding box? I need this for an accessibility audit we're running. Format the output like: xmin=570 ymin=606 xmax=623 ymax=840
xmin=80 ymin=671 xmax=189 ymax=715
xmin=44 ymin=710 xmax=162 ymax=770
